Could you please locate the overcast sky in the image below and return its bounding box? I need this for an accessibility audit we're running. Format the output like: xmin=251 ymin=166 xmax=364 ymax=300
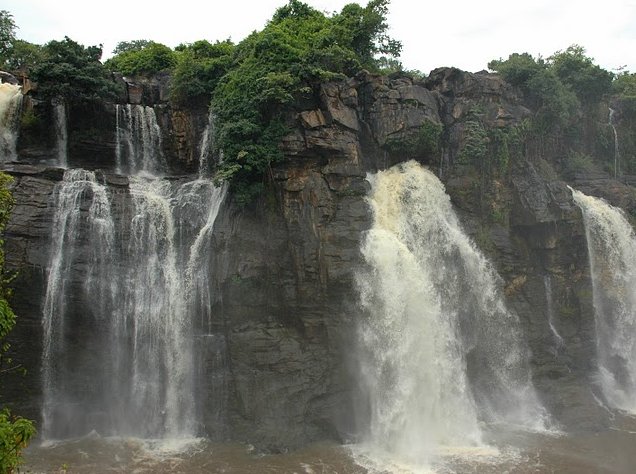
xmin=7 ymin=0 xmax=636 ymax=74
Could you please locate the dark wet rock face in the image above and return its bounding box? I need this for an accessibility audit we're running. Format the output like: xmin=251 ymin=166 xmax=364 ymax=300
xmin=1 ymin=68 xmax=632 ymax=448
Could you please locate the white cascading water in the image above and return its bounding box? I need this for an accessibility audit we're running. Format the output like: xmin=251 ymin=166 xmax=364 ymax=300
xmin=42 ymin=169 xmax=115 ymax=438
xmin=357 ymin=161 xmax=547 ymax=467
xmin=115 ymin=104 xmax=166 ymax=175
xmin=41 ymin=170 xmax=227 ymax=439
xmin=197 ymin=108 xmax=215 ymax=178
xmin=0 ymin=83 xmax=23 ymax=162
xmin=54 ymin=101 xmax=68 ymax=168
xmin=609 ymin=108 xmax=620 ymax=179
xmin=571 ymin=188 xmax=636 ymax=413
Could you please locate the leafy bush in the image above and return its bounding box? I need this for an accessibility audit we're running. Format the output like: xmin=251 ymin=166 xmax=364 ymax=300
xmin=111 ymin=40 xmax=152 ymax=55
xmin=3 ymin=39 xmax=44 ymax=73
xmin=563 ymin=151 xmax=597 ymax=176
xmin=459 ymin=118 xmax=488 ymax=164
xmin=489 ymin=45 xmax=612 ymax=142
xmin=104 ymin=41 xmax=176 ymax=76
xmin=613 ymin=72 xmax=636 ymax=98
xmin=549 ymin=45 xmax=613 ymax=106
xmin=525 ymin=68 xmax=579 ymax=133
xmin=0 ymin=408 xmax=34 ymax=473
xmin=0 ymin=10 xmax=16 ymax=65
xmin=170 ymin=40 xmax=235 ymax=106
xmin=30 ymin=37 xmax=119 ymax=102
xmin=488 ymin=53 xmax=545 ymax=90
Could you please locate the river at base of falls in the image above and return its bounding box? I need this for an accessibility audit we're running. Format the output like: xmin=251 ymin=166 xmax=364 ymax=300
xmin=22 ymin=416 xmax=636 ymax=474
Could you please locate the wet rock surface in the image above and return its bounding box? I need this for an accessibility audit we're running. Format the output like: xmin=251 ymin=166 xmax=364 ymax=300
xmin=2 ymin=68 xmax=633 ymax=448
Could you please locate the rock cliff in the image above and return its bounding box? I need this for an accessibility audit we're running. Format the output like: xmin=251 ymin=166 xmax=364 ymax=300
xmin=1 ymin=67 xmax=634 ymax=448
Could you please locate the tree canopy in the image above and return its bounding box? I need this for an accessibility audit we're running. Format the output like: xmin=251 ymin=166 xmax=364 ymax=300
xmin=0 ymin=10 xmax=16 ymax=62
xmin=170 ymin=39 xmax=235 ymax=106
xmin=30 ymin=37 xmax=119 ymax=102
xmin=104 ymin=41 xmax=176 ymax=76
xmin=488 ymin=45 xmax=614 ymax=134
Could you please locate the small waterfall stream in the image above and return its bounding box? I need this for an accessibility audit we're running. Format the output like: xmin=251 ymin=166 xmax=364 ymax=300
xmin=115 ymin=104 xmax=166 ymax=175
xmin=357 ymin=161 xmax=547 ymax=468
xmin=42 ymin=169 xmax=115 ymax=438
xmin=0 ymin=83 xmax=23 ymax=162
xmin=572 ymin=188 xmax=636 ymax=413
xmin=609 ymin=108 xmax=620 ymax=179
xmin=197 ymin=108 xmax=215 ymax=178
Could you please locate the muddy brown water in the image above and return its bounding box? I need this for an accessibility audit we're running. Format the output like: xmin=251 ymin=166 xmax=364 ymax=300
xmin=22 ymin=419 xmax=636 ymax=474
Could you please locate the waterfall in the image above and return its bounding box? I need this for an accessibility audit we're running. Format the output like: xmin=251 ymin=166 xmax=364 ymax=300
xmin=41 ymin=170 xmax=227 ymax=439
xmin=0 ymin=83 xmax=23 ymax=162
xmin=197 ymin=108 xmax=215 ymax=178
xmin=115 ymin=104 xmax=166 ymax=175
xmin=357 ymin=161 xmax=547 ymax=466
xmin=41 ymin=169 xmax=115 ymax=438
xmin=544 ymin=275 xmax=565 ymax=355
xmin=609 ymin=108 xmax=620 ymax=179
xmin=54 ymin=101 xmax=68 ymax=168
xmin=571 ymin=188 xmax=636 ymax=413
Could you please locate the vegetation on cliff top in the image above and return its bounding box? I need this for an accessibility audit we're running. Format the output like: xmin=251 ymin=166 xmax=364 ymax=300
xmin=487 ymin=46 xmax=634 ymax=175
xmin=210 ymin=0 xmax=402 ymax=203
xmin=2 ymin=5 xmax=636 ymax=195
xmin=2 ymin=2 xmax=403 ymax=203
xmin=488 ymin=46 xmax=613 ymax=131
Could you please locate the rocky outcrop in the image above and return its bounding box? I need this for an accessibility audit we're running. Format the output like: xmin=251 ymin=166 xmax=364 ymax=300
xmin=3 ymin=67 xmax=635 ymax=448
xmin=0 ymin=71 xmax=19 ymax=85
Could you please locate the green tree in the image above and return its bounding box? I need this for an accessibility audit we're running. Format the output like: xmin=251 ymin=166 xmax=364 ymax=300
xmin=330 ymin=0 xmax=402 ymax=69
xmin=489 ymin=50 xmax=578 ymax=133
xmin=170 ymin=39 xmax=235 ymax=106
xmin=31 ymin=37 xmax=119 ymax=102
xmin=112 ymin=39 xmax=151 ymax=55
xmin=0 ymin=172 xmax=35 ymax=473
xmin=0 ymin=11 xmax=44 ymax=76
xmin=0 ymin=10 xmax=16 ymax=64
xmin=488 ymin=52 xmax=545 ymax=90
xmin=525 ymin=68 xmax=578 ymax=132
xmin=2 ymin=40 xmax=44 ymax=74
xmin=613 ymin=72 xmax=636 ymax=97
xmin=548 ymin=45 xmax=613 ymax=105
xmin=104 ymin=42 xmax=176 ymax=76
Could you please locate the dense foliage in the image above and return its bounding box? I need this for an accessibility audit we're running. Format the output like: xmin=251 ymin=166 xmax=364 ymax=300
xmin=488 ymin=46 xmax=622 ymax=172
xmin=0 ymin=172 xmax=35 ymax=473
xmin=211 ymin=0 xmax=402 ymax=203
xmin=0 ymin=10 xmax=16 ymax=64
xmin=488 ymin=46 xmax=606 ymax=134
xmin=111 ymin=40 xmax=152 ymax=55
xmin=30 ymin=37 xmax=119 ymax=102
xmin=3 ymin=2 xmax=636 ymax=195
xmin=104 ymin=41 xmax=176 ymax=77
xmin=170 ymin=40 xmax=235 ymax=106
